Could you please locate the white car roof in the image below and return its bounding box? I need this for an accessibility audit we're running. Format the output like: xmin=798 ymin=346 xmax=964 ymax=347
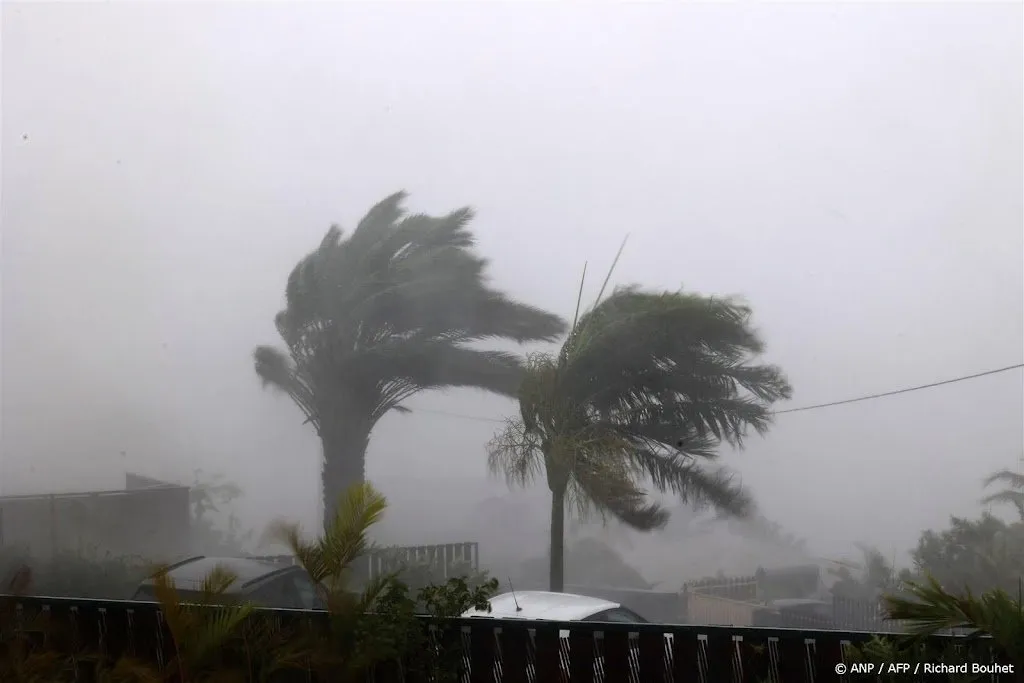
xmin=463 ymin=591 xmax=620 ymax=621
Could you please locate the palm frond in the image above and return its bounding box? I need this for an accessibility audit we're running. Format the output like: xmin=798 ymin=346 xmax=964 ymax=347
xmin=487 ymin=419 xmax=545 ymax=488
xmin=984 ymin=468 xmax=1024 ymax=490
xmin=884 ymin=575 xmax=1024 ymax=664
xmin=627 ymin=447 xmax=753 ymax=517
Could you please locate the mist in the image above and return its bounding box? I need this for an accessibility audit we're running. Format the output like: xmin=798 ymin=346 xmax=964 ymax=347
xmin=2 ymin=2 xmax=1022 ymax=588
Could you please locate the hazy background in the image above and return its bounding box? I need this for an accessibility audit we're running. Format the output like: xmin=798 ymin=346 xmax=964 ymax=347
xmin=2 ymin=2 xmax=1022 ymax=583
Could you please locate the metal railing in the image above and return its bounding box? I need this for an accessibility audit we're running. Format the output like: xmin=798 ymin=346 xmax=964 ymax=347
xmin=0 ymin=594 xmax=1007 ymax=683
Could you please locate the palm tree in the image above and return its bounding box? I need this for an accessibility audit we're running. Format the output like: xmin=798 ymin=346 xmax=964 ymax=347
xmin=983 ymin=465 xmax=1024 ymax=520
xmin=487 ymin=281 xmax=792 ymax=591
xmin=883 ymin=576 xmax=1024 ymax=671
xmin=254 ymin=192 xmax=566 ymax=529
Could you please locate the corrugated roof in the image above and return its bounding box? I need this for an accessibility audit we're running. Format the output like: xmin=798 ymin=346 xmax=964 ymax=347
xmin=140 ymin=556 xmax=292 ymax=592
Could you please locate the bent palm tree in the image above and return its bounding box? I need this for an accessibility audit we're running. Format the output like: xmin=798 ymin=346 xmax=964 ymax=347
xmin=488 ymin=283 xmax=792 ymax=591
xmin=983 ymin=466 xmax=1024 ymax=520
xmin=255 ymin=192 xmax=566 ymax=529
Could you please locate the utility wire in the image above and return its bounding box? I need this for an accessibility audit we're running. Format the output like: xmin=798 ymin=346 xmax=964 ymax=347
xmin=773 ymin=362 xmax=1023 ymax=415
xmin=410 ymin=363 xmax=1024 ymax=424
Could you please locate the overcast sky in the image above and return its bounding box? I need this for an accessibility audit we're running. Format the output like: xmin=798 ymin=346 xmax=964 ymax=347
xmin=2 ymin=2 xmax=1022 ymax=568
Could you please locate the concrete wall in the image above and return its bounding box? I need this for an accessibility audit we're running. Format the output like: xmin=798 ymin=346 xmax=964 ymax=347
xmin=685 ymin=592 xmax=760 ymax=627
xmin=0 ymin=485 xmax=191 ymax=561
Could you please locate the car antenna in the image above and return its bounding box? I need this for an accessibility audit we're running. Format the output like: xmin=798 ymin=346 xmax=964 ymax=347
xmin=507 ymin=577 xmax=523 ymax=612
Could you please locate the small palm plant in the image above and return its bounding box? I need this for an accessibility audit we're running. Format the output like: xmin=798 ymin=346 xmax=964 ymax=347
xmin=145 ymin=564 xmax=255 ymax=682
xmin=266 ymin=482 xmax=417 ymax=682
xmin=883 ymin=575 xmax=1024 ymax=671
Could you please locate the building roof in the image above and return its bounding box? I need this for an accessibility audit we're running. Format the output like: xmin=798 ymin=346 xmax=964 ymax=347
xmin=0 ymin=485 xmax=189 ymax=504
xmin=464 ymin=591 xmax=620 ymax=621
xmin=138 ymin=556 xmax=296 ymax=593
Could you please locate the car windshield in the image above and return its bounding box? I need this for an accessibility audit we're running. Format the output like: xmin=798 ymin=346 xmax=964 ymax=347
xmin=584 ymin=608 xmax=648 ymax=623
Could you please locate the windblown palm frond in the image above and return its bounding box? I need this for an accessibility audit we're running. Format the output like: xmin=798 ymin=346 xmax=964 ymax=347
xmin=255 ymin=192 xmax=566 ymax=527
xmin=883 ymin=575 xmax=1024 ymax=666
xmin=982 ymin=467 xmax=1024 ymax=520
xmin=489 ymin=283 xmax=791 ymax=590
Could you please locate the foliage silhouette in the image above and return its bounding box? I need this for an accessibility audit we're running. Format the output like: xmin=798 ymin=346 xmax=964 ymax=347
xmin=489 ymin=281 xmax=791 ymax=590
xmin=883 ymin=575 xmax=1023 ymax=670
xmin=254 ymin=192 xmax=565 ymax=529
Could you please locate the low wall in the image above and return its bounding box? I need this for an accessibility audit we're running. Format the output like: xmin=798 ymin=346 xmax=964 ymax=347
xmin=0 ymin=486 xmax=191 ymax=561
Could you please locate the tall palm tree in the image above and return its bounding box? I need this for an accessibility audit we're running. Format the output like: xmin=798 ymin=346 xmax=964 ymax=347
xmin=488 ymin=282 xmax=792 ymax=591
xmin=254 ymin=192 xmax=566 ymax=529
xmin=983 ymin=465 xmax=1024 ymax=520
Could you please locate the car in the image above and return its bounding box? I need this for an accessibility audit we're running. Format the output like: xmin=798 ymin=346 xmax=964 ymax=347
xmin=463 ymin=591 xmax=648 ymax=681
xmin=131 ymin=555 xmax=324 ymax=610
xmin=463 ymin=590 xmax=648 ymax=624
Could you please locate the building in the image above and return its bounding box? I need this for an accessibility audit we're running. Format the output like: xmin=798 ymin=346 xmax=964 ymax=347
xmin=0 ymin=473 xmax=191 ymax=561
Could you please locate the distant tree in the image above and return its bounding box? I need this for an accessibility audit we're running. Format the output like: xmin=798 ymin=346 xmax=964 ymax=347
xmin=829 ymin=544 xmax=901 ymax=601
xmin=488 ymin=282 xmax=792 ymax=591
xmin=906 ymin=513 xmax=1024 ymax=596
xmin=254 ymin=192 xmax=565 ymax=529
xmin=982 ymin=466 xmax=1024 ymax=520
xmin=189 ymin=470 xmax=252 ymax=555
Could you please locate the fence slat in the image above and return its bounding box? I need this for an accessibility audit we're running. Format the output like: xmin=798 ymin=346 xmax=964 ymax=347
xmin=776 ymin=635 xmax=811 ymax=683
xmin=602 ymin=630 xmax=632 ymax=682
xmin=672 ymin=631 xmax=702 ymax=682
xmin=739 ymin=634 xmax=772 ymax=683
xmin=813 ymin=634 xmax=846 ymax=683
xmin=636 ymin=631 xmax=666 ymax=683
xmin=705 ymin=632 xmax=736 ymax=682
xmin=568 ymin=629 xmax=596 ymax=683
xmin=468 ymin=623 xmax=497 ymax=683
xmin=499 ymin=624 xmax=532 ymax=683
xmin=533 ymin=626 xmax=562 ymax=682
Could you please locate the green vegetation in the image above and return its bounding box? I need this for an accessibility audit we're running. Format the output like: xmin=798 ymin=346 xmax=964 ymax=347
xmin=253 ymin=192 xmax=565 ymax=530
xmin=0 ymin=482 xmax=498 ymax=683
xmin=488 ymin=272 xmax=791 ymax=591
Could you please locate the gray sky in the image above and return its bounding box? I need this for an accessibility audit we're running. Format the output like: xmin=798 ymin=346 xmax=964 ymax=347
xmin=2 ymin=2 xmax=1022 ymax=571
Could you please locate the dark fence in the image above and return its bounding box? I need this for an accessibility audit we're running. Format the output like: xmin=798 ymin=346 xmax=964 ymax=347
xmin=1 ymin=595 xmax=1010 ymax=683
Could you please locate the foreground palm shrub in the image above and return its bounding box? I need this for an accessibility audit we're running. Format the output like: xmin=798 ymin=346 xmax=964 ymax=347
xmin=842 ymin=575 xmax=1023 ymax=683
xmin=883 ymin=575 xmax=1023 ymax=669
xmin=0 ymin=482 xmax=496 ymax=682
xmin=268 ymin=482 xmax=496 ymax=681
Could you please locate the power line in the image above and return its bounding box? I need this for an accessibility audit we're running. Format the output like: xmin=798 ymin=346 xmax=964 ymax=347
xmin=410 ymin=362 xmax=1024 ymax=424
xmin=773 ymin=363 xmax=1023 ymax=415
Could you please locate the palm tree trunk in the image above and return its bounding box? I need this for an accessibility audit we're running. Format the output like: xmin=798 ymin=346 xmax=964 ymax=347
xmin=549 ymin=485 xmax=566 ymax=592
xmin=319 ymin=419 xmax=371 ymax=532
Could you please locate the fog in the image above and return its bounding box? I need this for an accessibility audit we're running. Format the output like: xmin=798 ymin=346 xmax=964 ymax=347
xmin=2 ymin=2 xmax=1022 ymax=586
